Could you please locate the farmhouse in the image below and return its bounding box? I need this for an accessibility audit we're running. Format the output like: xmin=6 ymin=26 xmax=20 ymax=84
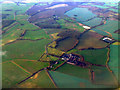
xmin=83 ymin=26 xmax=91 ymax=29
xmin=102 ymin=37 xmax=115 ymax=43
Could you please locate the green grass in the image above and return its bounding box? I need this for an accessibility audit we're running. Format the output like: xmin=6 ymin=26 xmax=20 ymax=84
xmin=2 ymin=23 xmax=23 ymax=45
xmin=56 ymin=63 xmax=90 ymax=80
xmin=2 ymin=62 xmax=29 ymax=88
xmin=2 ymin=39 xmax=52 ymax=62
xmin=49 ymin=71 xmax=110 ymax=88
xmin=23 ymin=30 xmax=50 ymax=40
xmin=82 ymin=18 xmax=103 ymax=27
xmin=95 ymin=20 xmax=120 ymax=41
xmin=15 ymin=15 xmax=29 ymax=20
xmin=17 ymin=70 xmax=55 ymax=88
xmin=92 ymin=28 xmax=109 ymax=36
xmin=91 ymin=66 xmax=117 ymax=87
xmin=14 ymin=60 xmax=49 ymax=73
xmin=2 ymin=3 xmax=34 ymax=20
xmin=109 ymin=45 xmax=119 ymax=83
xmin=74 ymin=48 xmax=108 ymax=65
xmin=47 ymin=47 xmax=65 ymax=56
xmin=56 ymin=19 xmax=84 ymax=32
xmin=17 ymin=20 xmax=39 ymax=30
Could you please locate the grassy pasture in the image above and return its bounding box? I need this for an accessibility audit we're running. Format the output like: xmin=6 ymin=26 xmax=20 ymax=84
xmin=17 ymin=20 xmax=39 ymax=30
xmin=2 ymin=62 xmax=29 ymax=88
xmin=82 ymin=18 xmax=102 ymax=27
xmin=74 ymin=48 xmax=108 ymax=65
xmin=56 ymin=63 xmax=90 ymax=80
xmin=14 ymin=60 xmax=49 ymax=73
xmin=109 ymin=45 xmax=119 ymax=83
xmin=15 ymin=15 xmax=29 ymax=20
xmin=95 ymin=20 xmax=120 ymax=41
xmin=91 ymin=66 xmax=117 ymax=87
xmin=56 ymin=19 xmax=84 ymax=32
xmin=2 ymin=24 xmax=23 ymax=45
xmin=2 ymin=39 xmax=52 ymax=62
xmin=49 ymin=71 xmax=109 ymax=88
xmin=23 ymin=30 xmax=50 ymax=40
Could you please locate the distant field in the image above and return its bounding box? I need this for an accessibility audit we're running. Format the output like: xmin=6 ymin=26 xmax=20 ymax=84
xmin=2 ymin=3 xmax=34 ymax=20
xmin=92 ymin=28 xmax=109 ymax=36
xmin=2 ymin=23 xmax=23 ymax=45
xmin=82 ymin=18 xmax=102 ymax=27
xmin=74 ymin=48 xmax=108 ymax=65
xmin=90 ymin=4 xmax=109 ymax=9
xmin=109 ymin=9 xmax=118 ymax=13
xmin=56 ymin=19 xmax=84 ymax=32
xmin=15 ymin=15 xmax=29 ymax=20
xmin=65 ymin=8 xmax=96 ymax=22
xmin=23 ymin=30 xmax=50 ymax=40
xmin=95 ymin=20 xmax=120 ymax=41
xmin=17 ymin=20 xmax=39 ymax=30
xmin=2 ymin=39 xmax=52 ymax=61
xmin=2 ymin=62 xmax=29 ymax=88
xmin=17 ymin=70 xmax=55 ymax=88
xmin=76 ymin=31 xmax=109 ymax=49
xmin=56 ymin=63 xmax=90 ymax=80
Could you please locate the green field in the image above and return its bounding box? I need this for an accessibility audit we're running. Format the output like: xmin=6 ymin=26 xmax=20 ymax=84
xmin=82 ymin=18 xmax=102 ymax=27
xmin=56 ymin=19 xmax=84 ymax=32
xmin=47 ymin=47 xmax=65 ymax=56
xmin=91 ymin=66 xmax=117 ymax=87
xmin=16 ymin=20 xmax=39 ymax=31
xmin=74 ymin=48 xmax=108 ymax=65
xmin=49 ymin=71 xmax=110 ymax=88
xmin=2 ymin=23 xmax=23 ymax=45
xmin=40 ymin=54 xmax=59 ymax=61
xmin=56 ymin=63 xmax=90 ymax=80
xmin=15 ymin=15 xmax=29 ymax=20
xmin=109 ymin=45 xmax=119 ymax=83
xmin=2 ymin=39 xmax=52 ymax=62
xmin=17 ymin=70 xmax=55 ymax=88
xmin=23 ymin=30 xmax=50 ymax=40
xmin=2 ymin=62 xmax=29 ymax=88
xmin=92 ymin=28 xmax=109 ymax=36
xmin=2 ymin=3 xmax=34 ymax=20
xmin=14 ymin=60 xmax=49 ymax=73
xmin=95 ymin=20 xmax=120 ymax=41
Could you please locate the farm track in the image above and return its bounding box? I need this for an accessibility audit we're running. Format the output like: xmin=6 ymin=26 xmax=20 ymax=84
xmin=11 ymin=61 xmax=32 ymax=75
xmin=17 ymin=68 xmax=45 ymax=85
xmin=45 ymin=70 xmax=58 ymax=88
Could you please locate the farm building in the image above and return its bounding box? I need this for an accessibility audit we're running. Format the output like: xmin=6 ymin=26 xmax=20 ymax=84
xmin=102 ymin=37 xmax=115 ymax=43
xmin=83 ymin=26 xmax=91 ymax=29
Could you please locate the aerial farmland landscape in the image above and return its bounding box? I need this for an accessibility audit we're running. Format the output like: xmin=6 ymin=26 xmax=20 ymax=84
xmin=0 ymin=0 xmax=120 ymax=89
